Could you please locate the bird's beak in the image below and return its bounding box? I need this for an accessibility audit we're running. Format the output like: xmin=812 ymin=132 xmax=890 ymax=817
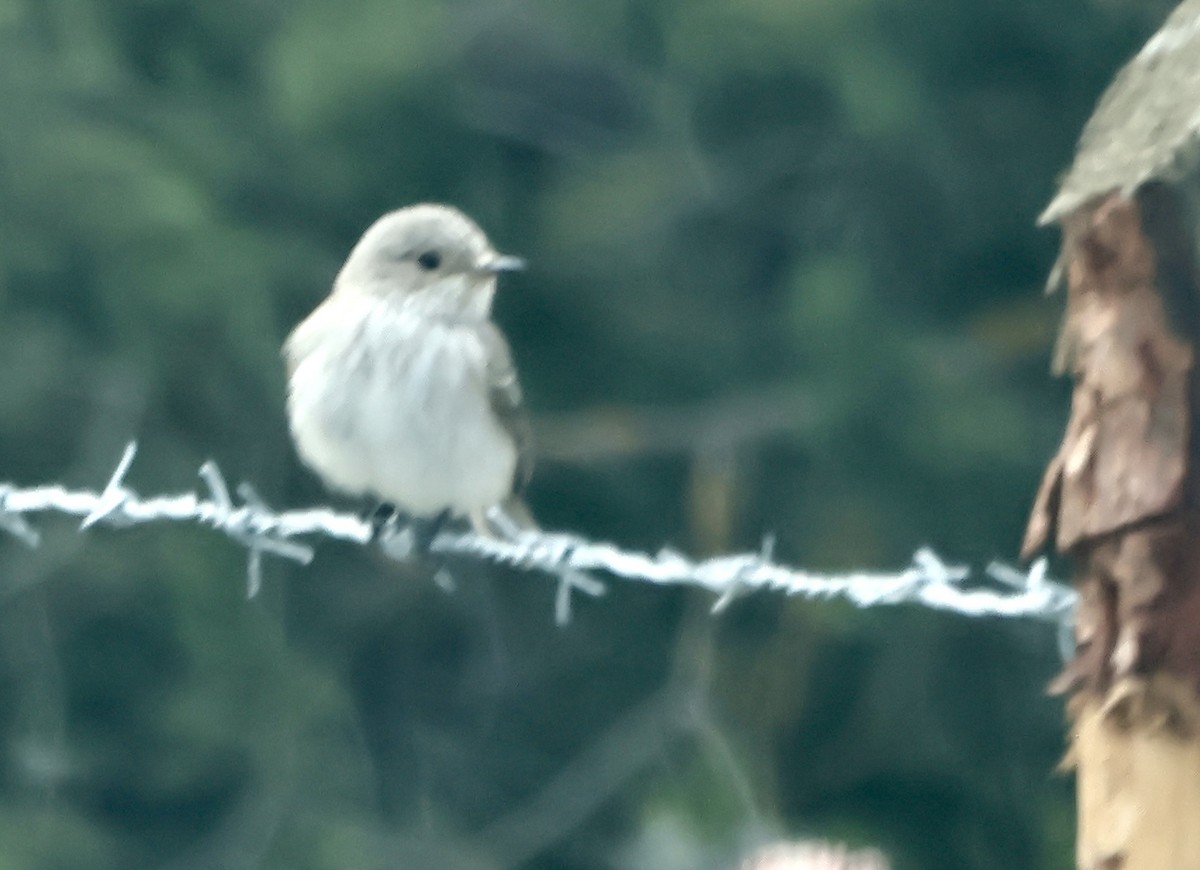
xmin=477 ymin=252 xmax=527 ymax=274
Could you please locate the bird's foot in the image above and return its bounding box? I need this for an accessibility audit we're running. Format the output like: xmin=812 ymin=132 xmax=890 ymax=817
xmin=367 ymin=502 xmax=398 ymax=541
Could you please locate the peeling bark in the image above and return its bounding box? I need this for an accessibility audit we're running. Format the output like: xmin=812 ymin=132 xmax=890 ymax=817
xmin=1025 ymin=196 xmax=1191 ymax=561
xmin=1028 ymin=189 xmax=1200 ymax=867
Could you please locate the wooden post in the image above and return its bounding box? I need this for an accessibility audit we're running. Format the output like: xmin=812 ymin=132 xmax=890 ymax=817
xmin=1026 ymin=190 xmax=1200 ymax=869
xmin=1026 ymin=5 xmax=1200 ymax=864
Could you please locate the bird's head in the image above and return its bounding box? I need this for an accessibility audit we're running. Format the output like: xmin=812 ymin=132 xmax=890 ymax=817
xmin=334 ymin=204 xmax=524 ymax=319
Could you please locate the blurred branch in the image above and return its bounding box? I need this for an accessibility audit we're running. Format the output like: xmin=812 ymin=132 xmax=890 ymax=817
xmin=0 ymin=443 xmax=1075 ymax=632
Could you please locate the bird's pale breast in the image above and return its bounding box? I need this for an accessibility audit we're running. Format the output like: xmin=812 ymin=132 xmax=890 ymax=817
xmin=286 ymin=297 xmax=518 ymax=516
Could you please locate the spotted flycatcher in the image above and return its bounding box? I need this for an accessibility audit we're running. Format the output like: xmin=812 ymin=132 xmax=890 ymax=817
xmin=284 ymin=204 xmax=534 ymax=537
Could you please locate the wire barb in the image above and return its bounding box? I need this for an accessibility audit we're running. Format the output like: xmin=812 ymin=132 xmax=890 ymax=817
xmin=0 ymin=484 xmax=40 ymax=547
xmin=197 ymin=459 xmax=317 ymax=597
xmin=80 ymin=441 xmax=138 ymax=530
xmin=0 ymin=442 xmax=1076 ymax=629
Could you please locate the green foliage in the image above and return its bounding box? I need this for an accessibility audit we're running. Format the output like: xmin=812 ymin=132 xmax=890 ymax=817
xmin=0 ymin=0 xmax=1171 ymax=866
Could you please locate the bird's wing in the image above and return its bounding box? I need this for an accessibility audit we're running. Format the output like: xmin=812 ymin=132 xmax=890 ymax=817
xmin=282 ymin=299 xmax=335 ymax=379
xmin=478 ymin=322 xmax=534 ymax=494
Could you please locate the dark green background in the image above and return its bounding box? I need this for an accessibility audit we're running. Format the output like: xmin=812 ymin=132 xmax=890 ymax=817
xmin=0 ymin=1 xmax=1172 ymax=867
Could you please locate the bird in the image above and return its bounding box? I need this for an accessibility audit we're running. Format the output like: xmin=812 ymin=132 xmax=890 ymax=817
xmin=283 ymin=204 xmax=535 ymax=543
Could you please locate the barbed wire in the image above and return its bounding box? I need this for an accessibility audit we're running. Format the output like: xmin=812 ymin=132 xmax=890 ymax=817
xmin=0 ymin=443 xmax=1075 ymax=633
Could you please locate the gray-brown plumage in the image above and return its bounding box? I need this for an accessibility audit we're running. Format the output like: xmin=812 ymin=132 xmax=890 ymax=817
xmin=284 ymin=204 xmax=532 ymax=531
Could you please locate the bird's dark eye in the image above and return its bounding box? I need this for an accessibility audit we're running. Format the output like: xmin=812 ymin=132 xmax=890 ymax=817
xmin=416 ymin=250 xmax=441 ymax=271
